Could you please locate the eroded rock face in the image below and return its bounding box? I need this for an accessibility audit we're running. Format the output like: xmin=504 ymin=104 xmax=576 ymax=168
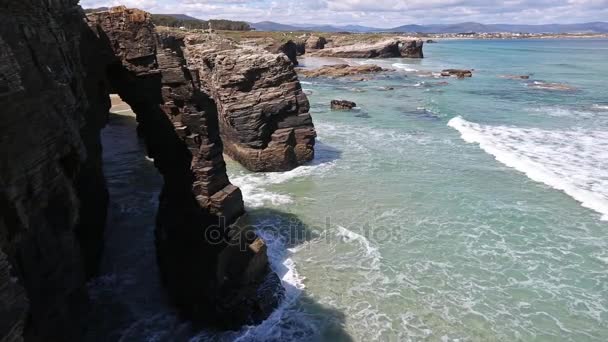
xmin=0 ymin=3 xmax=287 ymax=340
xmin=300 ymin=64 xmax=387 ymax=78
xmin=309 ymin=38 xmax=424 ymax=58
xmin=86 ymin=7 xmax=282 ymax=328
xmin=185 ymin=36 xmax=316 ymax=172
xmin=0 ymin=0 xmax=110 ymax=340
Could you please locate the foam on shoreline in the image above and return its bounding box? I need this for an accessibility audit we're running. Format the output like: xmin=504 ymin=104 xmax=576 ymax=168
xmin=448 ymin=116 xmax=608 ymax=220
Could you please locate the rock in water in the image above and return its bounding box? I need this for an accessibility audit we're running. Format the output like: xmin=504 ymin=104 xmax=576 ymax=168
xmin=309 ymin=38 xmax=423 ymax=58
xmin=331 ymin=100 xmax=357 ymax=110
xmin=186 ymin=36 xmax=316 ymax=172
xmin=500 ymin=74 xmax=530 ymax=80
xmin=300 ymin=64 xmax=387 ymax=78
xmin=441 ymin=69 xmax=473 ymax=78
xmin=306 ymin=35 xmax=327 ymax=50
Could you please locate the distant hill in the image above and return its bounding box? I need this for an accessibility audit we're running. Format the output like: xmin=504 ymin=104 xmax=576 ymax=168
xmin=251 ymin=21 xmax=608 ymax=34
xmin=83 ymin=10 xmax=251 ymax=31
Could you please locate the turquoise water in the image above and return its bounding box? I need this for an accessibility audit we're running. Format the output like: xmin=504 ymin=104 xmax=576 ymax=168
xmin=94 ymin=39 xmax=608 ymax=341
xmin=227 ymin=39 xmax=608 ymax=341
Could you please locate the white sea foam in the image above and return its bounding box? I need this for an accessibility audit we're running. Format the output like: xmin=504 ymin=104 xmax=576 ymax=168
xmin=230 ymin=159 xmax=336 ymax=208
xmin=592 ymin=104 xmax=608 ymax=111
xmin=392 ymin=63 xmax=419 ymax=72
xmin=300 ymin=81 xmax=313 ymax=85
xmin=336 ymin=225 xmax=382 ymax=268
xmin=448 ymin=116 xmax=608 ymax=220
xmin=528 ymin=106 xmax=595 ymax=119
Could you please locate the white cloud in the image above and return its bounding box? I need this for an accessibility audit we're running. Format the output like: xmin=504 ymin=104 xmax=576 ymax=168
xmin=79 ymin=0 xmax=608 ymax=26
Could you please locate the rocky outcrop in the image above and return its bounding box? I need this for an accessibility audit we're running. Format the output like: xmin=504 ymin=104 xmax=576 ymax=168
xmin=1 ymin=4 xmax=290 ymax=340
xmin=185 ymin=36 xmax=316 ymax=172
xmin=306 ymin=35 xmax=327 ymax=50
xmin=300 ymin=64 xmax=387 ymax=78
xmin=309 ymin=38 xmax=423 ymax=58
xmin=86 ymin=7 xmax=282 ymax=328
xmin=295 ymin=41 xmax=306 ymax=56
xmin=441 ymin=69 xmax=473 ymax=78
xmin=266 ymin=40 xmax=299 ymax=66
xmin=400 ymin=40 xmax=425 ymax=58
xmin=331 ymin=100 xmax=357 ymax=110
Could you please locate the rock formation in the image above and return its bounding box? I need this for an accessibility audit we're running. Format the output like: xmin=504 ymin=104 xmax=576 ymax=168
xmin=300 ymin=64 xmax=387 ymax=78
xmin=331 ymin=100 xmax=357 ymax=110
xmin=185 ymin=36 xmax=316 ymax=172
xmin=441 ymin=69 xmax=473 ymax=78
xmin=86 ymin=7 xmax=282 ymax=329
xmin=306 ymin=36 xmax=327 ymax=50
xmin=1 ymin=1 xmax=111 ymax=339
xmin=0 ymin=4 xmax=304 ymax=340
xmin=309 ymin=38 xmax=424 ymax=58
xmin=266 ymin=40 xmax=299 ymax=66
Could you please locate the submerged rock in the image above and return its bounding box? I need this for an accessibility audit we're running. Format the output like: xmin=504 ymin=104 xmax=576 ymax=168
xmin=527 ymin=81 xmax=576 ymax=91
xmin=331 ymin=100 xmax=357 ymax=110
xmin=500 ymin=74 xmax=530 ymax=80
xmin=441 ymin=69 xmax=473 ymax=78
xmin=309 ymin=38 xmax=423 ymax=58
xmin=300 ymin=64 xmax=387 ymax=78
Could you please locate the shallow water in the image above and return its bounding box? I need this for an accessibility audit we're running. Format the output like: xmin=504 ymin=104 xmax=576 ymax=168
xmin=93 ymin=39 xmax=608 ymax=341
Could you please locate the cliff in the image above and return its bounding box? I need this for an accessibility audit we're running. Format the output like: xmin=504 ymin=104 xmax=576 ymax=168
xmin=0 ymin=4 xmax=310 ymax=340
xmin=1 ymin=0 xmax=109 ymax=339
xmin=183 ymin=35 xmax=316 ymax=172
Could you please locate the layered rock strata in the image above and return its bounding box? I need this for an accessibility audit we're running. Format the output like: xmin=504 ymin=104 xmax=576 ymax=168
xmin=86 ymin=7 xmax=282 ymax=328
xmin=185 ymin=36 xmax=317 ymax=172
xmin=309 ymin=38 xmax=424 ymax=58
xmin=0 ymin=4 xmax=294 ymax=340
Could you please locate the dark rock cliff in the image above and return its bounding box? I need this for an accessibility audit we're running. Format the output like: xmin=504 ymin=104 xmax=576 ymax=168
xmin=1 ymin=0 xmax=109 ymax=340
xmin=0 ymin=4 xmax=304 ymax=341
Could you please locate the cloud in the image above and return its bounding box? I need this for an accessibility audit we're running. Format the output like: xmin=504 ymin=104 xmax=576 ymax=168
xmin=79 ymin=0 xmax=608 ymax=26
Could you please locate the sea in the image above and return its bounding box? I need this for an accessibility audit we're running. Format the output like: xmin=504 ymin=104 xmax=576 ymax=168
xmin=89 ymin=39 xmax=608 ymax=341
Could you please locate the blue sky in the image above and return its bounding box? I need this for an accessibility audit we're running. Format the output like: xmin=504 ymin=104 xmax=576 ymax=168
xmin=80 ymin=0 xmax=608 ymax=27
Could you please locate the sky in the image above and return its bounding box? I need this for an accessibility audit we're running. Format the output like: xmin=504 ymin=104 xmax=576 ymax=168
xmin=80 ymin=0 xmax=608 ymax=27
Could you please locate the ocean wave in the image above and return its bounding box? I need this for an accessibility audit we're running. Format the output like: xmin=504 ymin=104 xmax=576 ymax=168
xmin=592 ymin=104 xmax=608 ymax=111
xmin=336 ymin=226 xmax=382 ymax=269
xmin=230 ymin=157 xmax=336 ymax=208
xmin=528 ymin=106 xmax=596 ymax=119
xmin=448 ymin=116 xmax=608 ymax=220
xmin=392 ymin=63 xmax=418 ymax=72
